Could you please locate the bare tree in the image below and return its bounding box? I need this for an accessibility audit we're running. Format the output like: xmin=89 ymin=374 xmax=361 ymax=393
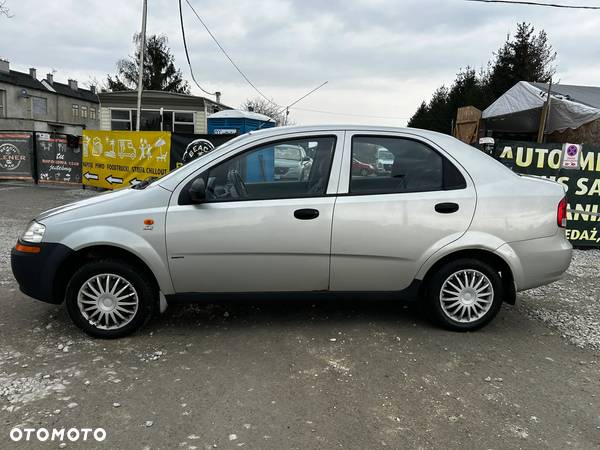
xmin=1 ymin=1 xmax=12 ymax=18
xmin=240 ymin=97 xmax=289 ymax=125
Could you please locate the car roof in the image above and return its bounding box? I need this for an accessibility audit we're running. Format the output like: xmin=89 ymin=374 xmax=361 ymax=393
xmin=158 ymin=124 xmax=515 ymax=191
xmin=245 ymin=124 xmax=450 ymax=140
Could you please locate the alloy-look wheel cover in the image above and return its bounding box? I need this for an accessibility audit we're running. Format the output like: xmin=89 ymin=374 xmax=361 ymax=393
xmin=77 ymin=273 xmax=139 ymax=330
xmin=439 ymin=269 xmax=494 ymax=323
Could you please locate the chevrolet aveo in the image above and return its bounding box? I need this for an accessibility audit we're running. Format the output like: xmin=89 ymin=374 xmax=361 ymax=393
xmin=11 ymin=126 xmax=572 ymax=338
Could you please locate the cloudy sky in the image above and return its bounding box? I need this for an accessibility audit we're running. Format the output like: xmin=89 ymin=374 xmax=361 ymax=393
xmin=3 ymin=0 xmax=600 ymax=125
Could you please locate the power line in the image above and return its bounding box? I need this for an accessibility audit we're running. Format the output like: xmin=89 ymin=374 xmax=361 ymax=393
xmin=466 ymin=0 xmax=600 ymax=9
xmin=285 ymin=81 xmax=329 ymax=110
xmin=290 ymin=106 xmax=411 ymax=120
xmin=178 ymin=0 xmax=216 ymax=96
xmin=184 ymin=0 xmax=279 ymax=106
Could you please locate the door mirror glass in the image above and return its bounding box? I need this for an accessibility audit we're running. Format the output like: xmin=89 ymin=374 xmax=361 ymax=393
xmin=188 ymin=178 xmax=206 ymax=203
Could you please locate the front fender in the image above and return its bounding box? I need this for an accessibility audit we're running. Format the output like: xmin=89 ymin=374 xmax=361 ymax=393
xmin=60 ymin=226 xmax=175 ymax=295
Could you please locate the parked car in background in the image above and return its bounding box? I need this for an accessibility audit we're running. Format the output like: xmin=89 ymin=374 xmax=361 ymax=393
xmin=274 ymin=144 xmax=312 ymax=181
xmin=376 ymin=147 xmax=394 ymax=175
xmin=352 ymin=158 xmax=376 ymax=176
xmin=11 ymin=125 xmax=572 ymax=338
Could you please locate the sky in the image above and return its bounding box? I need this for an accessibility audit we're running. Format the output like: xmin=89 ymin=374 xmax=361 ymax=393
xmin=2 ymin=0 xmax=600 ymax=126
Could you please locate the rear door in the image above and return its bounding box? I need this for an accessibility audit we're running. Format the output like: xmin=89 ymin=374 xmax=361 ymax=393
xmin=166 ymin=131 xmax=344 ymax=293
xmin=330 ymin=132 xmax=476 ymax=291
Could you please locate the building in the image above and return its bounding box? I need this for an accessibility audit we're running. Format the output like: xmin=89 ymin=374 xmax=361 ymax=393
xmin=98 ymin=90 xmax=231 ymax=134
xmin=482 ymin=81 xmax=600 ymax=144
xmin=0 ymin=59 xmax=99 ymax=135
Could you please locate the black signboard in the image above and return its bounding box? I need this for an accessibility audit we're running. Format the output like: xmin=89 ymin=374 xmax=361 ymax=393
xmin=36 ymin=133 xmax=82 ymax=184
xmin=494 ymin=140 xmax=600 ymax=248
xmin=0 ymin=131 xmax=34 ymax=180
xmin=170 ymin=133 xmax=237 ymax=170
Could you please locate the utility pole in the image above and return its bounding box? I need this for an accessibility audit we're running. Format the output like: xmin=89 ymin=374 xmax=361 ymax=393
xmin=135 ymin=0 xmax=148 ymax=131
xmin=537 ymin=78 xmax=552 ymax=143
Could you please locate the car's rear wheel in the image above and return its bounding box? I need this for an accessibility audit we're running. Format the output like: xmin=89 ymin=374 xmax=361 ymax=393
xmin=65 ymin=259 xmax=156 ymax=338
xmin=425 ymin=258 xmax=504 ymax=331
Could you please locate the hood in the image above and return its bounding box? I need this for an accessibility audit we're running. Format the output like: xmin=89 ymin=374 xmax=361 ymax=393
xmin=36 ymin=188 xmax=136 ymax=222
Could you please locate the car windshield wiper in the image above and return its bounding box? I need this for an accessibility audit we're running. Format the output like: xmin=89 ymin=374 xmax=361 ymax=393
xmin=131 ymin=177 xmax=158 ymax=190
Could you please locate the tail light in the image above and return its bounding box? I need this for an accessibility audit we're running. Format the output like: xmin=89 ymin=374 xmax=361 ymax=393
xmin=557 ymin=197 xmax=567 ymax=228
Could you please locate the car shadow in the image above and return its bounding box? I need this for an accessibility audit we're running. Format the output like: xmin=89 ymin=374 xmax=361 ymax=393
xmin=149 ymin=293 xmax=435 ymax=333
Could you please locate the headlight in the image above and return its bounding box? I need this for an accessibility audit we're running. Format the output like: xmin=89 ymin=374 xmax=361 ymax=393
xmin=21 ymin=221 xmax=46 ymax=243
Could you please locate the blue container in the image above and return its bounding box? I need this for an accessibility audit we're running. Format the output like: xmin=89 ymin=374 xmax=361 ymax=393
xmin=208 ymin=110 xmax=276 ymax=135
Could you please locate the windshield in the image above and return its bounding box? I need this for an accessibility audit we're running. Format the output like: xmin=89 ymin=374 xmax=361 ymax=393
xmin=378 ymin=150 xmax=394 ymax=161
xmin=145 ymin=133 xmax=250 ymax=189
xmin=275 ymin=146 xmax=302 ymax=161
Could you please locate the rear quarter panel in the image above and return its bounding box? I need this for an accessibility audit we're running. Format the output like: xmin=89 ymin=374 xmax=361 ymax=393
xmin=470 ymin=175 xmax=565 ymax=242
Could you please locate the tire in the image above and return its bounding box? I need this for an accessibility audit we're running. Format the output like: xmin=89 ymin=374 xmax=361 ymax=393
xmin=425 ymin=258 xmax=504 ymax=331
xmin=65 ymin=259 xmax=156 ymax=338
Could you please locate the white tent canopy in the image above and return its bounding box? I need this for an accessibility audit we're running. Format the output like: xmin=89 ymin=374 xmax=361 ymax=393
xmin=482 ymin=81 xmax=600 ymax=133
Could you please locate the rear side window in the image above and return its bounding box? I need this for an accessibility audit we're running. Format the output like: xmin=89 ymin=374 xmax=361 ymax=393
xmin=350 ymin=136 xmax=465 ymax=194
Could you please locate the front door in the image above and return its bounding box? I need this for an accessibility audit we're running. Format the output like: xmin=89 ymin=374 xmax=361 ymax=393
xmin=330 ymin=133 xmax=476 ymax=291
xmin=166 ymin=134 xmax=342 ymax=293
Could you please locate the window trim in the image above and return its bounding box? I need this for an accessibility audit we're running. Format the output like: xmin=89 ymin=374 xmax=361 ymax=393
xmin=346 ymin=134 xmax=466 ymax=197
xmin=109 ymin=108 xmax=197 ymax=132
xmin=178 ymin=135 xmax=338 ymax=205
xmin=32 ymin=96 xmax=48 ymax=116
xmin=110 ymin=108 xmax=132 ymax=130
xmin=72 ymin=104 xmax=79 ymax=118
xmin=0 ymin=90 xmax=5 ymax=117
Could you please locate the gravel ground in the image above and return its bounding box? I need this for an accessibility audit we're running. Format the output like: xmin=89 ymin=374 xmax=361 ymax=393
xmin=519 ymin=249 xmax=600 ymax=351
xmin=0 ymin=182 xmax=599 ymax=449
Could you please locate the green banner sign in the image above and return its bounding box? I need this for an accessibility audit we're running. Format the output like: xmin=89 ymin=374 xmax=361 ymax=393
xmin=494 ymin=140 xmax=600 ymax=247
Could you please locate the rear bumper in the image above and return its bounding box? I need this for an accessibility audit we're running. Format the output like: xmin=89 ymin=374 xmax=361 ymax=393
xmin=497 ymin=232 xmax=572 ymax=291
xmin=11 ymin=241 xmax=73 ymax=304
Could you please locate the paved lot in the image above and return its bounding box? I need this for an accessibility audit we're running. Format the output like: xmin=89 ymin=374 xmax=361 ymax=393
xmin=0 ymin=183 xmax=599 ymax=449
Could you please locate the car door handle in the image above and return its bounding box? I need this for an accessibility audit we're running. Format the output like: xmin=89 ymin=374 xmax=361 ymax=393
xmin=294 ymin=208 xmax=319 ymax=220
xmin=435 ymin=202 xmax=459 ymax=214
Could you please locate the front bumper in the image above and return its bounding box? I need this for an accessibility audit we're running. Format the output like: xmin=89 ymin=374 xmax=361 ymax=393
xmin=11 ymin=241 xmax=73 ymax=304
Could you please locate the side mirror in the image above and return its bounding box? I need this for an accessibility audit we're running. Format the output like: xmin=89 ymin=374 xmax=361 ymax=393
xmin=188 ymin=178 xmax=206 ymax=203
xmin=302 ymin=156 xmax=311 ymax=163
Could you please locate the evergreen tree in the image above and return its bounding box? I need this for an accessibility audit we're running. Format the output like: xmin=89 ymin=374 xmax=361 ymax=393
xmin=408 ymin=23 xmax=556 ymax=133
xmin=106 ymin=33 xmax=190 ymax=94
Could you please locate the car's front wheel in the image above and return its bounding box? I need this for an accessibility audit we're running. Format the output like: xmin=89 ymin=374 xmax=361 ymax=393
xmin=425 ymin=258 xmax=504 ymax=331
xmin=65 ymin=259 xmax=156 ymax=338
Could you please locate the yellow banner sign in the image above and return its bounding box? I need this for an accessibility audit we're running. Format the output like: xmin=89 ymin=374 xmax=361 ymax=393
xmin=82 ymin=130 xmax=171 ymax=189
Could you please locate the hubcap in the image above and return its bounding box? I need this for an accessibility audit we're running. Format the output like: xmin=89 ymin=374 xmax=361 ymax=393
xmin=77 ymin=274 xmax=139 ymax=330
xmin=439 ymin=269 xmax=494 ymax=323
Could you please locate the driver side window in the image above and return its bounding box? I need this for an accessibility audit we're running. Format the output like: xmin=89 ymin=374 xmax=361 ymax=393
xmin=202 ymin=136 xmax=336 ymax=201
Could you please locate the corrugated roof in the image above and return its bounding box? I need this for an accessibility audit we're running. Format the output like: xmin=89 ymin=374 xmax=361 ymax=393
xmin=0 ymin=69 xmax=98 ymax=103
xmin=529 ymin=82 xmax=600 ymax=109
xmin=50 ymin=81 xmax=98 ymax=103
xmin=99 ymin=90 xmax=230 ymax=109
xmin=208 ymin=109 xmax=275 ymax=122
xmin=0 ymin=69 xmax=47 ymax=91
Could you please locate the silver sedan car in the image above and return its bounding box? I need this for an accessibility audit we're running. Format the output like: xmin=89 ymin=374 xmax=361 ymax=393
xmin=11 ymin=126 xmax=572 ymax=338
